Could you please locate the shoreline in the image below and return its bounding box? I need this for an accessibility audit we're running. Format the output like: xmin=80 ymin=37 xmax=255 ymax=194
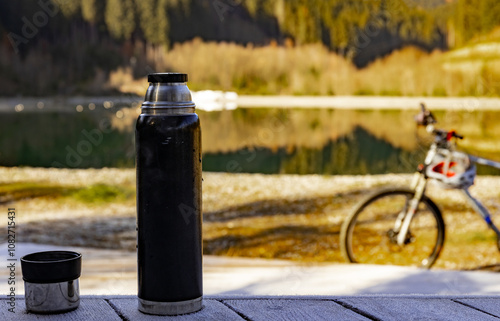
xmin=236 ymin=95 xmax=500 ymax=110
xmin=1 ymin=95 xmax=500 ymax=112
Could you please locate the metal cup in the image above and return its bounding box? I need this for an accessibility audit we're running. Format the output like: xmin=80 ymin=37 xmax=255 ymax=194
xmin=21 ymin=251 xmax=82 ymax=314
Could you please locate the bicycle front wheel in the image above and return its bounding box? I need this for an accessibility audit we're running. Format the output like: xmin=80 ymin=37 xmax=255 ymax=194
xmin=341 ymin=188 xmax=445 ymax=268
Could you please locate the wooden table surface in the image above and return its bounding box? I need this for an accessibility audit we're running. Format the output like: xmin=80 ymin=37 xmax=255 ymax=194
xmin=2 ymin=295 xmax=499 ymax=320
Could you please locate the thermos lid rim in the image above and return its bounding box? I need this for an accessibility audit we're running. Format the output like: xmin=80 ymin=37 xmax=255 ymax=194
xmin=148 ymin=73 xmax=187 ymax=83
xmin=21 ymin=251 xmax=82 ymax=283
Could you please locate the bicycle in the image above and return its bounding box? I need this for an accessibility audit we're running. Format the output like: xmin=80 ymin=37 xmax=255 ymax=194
xmin=340 ymin=103 xmax=500 ymax=268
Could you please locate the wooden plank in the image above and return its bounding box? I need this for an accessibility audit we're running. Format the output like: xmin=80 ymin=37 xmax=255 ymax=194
xmin=454 ymin=298 xmax=500 ymax=317
xmin=223 ymin=299 xmax=370 ymax=321
xmin=3 ymin=296 xmax=499 ymax=320
xmin=108 ymin=298 xmax=245 ymax=320
xmin=0 ymin=298 xmax=122 ymax=321
xmin=336 ymin=297 xmax=499 ymax=321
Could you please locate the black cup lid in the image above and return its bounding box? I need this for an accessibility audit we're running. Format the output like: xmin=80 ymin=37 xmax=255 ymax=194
xmin=148 ymin=73 xmax=187 ymax=83
xmin=21 ymin=251 xmax=82 ymax=283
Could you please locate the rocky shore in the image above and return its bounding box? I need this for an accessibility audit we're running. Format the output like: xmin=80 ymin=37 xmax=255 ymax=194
xmin=1 ymin=167 xmax=500 ymax=270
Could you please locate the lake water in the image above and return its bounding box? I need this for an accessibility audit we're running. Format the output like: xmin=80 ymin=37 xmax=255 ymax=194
xmin=1 ymin=101 xmax=500 ymax=175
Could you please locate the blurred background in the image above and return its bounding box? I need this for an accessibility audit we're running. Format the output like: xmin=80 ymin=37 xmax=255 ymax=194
xmin=1 ymin=0 xmax=500 ymax=172
xmin=1 ymin=0 xmax=500 ymax=274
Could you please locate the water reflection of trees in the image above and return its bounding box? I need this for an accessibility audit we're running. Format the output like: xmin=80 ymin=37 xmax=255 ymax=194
xmin=203 ymin=127 xmax=424 ymax=175
xmin=3 ymin=107 xmax=500 ymax=175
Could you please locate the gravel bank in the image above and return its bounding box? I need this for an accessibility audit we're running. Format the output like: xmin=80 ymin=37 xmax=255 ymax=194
xmin=2 ymin=167 xmax=500 ymax=270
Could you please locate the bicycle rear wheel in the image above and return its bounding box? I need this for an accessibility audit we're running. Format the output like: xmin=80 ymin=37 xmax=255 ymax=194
xmin=340 ymin=188 xmax=445 ymax=268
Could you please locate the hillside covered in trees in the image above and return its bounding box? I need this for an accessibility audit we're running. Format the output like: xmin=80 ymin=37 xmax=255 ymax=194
xmin=1 ymin=0 xmax=500 ymax=96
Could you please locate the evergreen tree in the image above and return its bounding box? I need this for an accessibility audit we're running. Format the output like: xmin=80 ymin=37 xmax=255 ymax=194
xmin=452 ymin=0 xmax=500 ymax=46
xmin=81 ymin=0 xmax=97 ymax=23
xmin=105 ymin=0 xmax=136 ymax=40
xmin=53 ymin=0 xmax=81 ymax=18
xmin=135 ymin=0 xmax=169 ymax=45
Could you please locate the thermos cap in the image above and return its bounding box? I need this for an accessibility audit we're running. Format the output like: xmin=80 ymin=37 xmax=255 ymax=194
xmin=21 ymin=251 xmax=82 ymax=283
xmin=148 ymin=73 xmax=187 ymax=83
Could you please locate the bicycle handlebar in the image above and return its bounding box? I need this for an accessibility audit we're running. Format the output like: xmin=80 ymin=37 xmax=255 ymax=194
xmin=417 ymin=103 xmax=464 ymax=141
xmin=433 ymin=129 xmax=463 ymax=140
xmin=447 ymin=131 xmax=464 ymax=140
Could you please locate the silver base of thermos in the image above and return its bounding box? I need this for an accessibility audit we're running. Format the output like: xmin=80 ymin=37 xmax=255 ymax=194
xmin=138 ymin=296 xmax=202 ymax=315
xmin=24 ymin=280 xmax=80 ymax=314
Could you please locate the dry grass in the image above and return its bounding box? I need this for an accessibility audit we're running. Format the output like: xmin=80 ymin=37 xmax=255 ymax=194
xmin=109 ymin=38 xmax=500 ymax=97
xmin=3 ymin=167 xmax=500 ymax=270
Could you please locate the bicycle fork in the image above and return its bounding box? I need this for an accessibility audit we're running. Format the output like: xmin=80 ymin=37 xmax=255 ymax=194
xmin=394 ymin=173 xmax=428 ymax=246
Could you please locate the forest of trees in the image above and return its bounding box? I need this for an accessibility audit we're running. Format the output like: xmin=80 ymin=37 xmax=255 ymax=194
xmin=1 ymin=0 xmax=500 ymax=95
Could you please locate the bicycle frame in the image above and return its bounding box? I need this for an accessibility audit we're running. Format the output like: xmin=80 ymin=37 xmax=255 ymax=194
xmin=396 ymin=135 xmax=500 ymax=247
xmin=464 ymin=155 xmax=500 ymax=236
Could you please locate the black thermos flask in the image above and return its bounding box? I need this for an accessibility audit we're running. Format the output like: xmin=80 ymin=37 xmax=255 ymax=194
xmin=136 ymin=73 xmax=202 ymax=315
